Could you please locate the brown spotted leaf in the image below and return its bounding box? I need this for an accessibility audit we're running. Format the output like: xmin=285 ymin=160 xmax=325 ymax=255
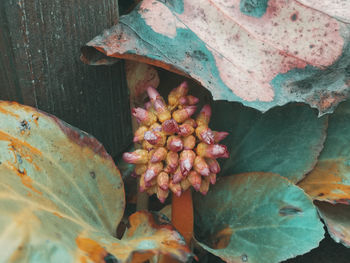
xmin=0 ymin=101 xmax=191 ymax=263
xmin=316 ymin=201 xmax=350 ymax=248
xmin=82 ymin=0 xmax=350 ymax=115
xmin=298 ymin=100 xmax=350 ymax=204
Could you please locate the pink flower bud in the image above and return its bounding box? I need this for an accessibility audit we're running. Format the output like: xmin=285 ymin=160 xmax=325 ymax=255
xmin=194 ymin=156 xmax=210 ymax=176
xmin=144 ymin=130 xmax=165 ymax=146
xmin=214 ymin=131 xmax=229 ymax=143
xmin=133 ymin=126 xmax=148 ymax=143
xmin=206 ymin=158 xmax=221 ymax=174
xmin=196 ymin=125 xmax=215 ymax=145
xmin=173 ymin=106 xmax=197 ymax=123
xmin=150 ymin=147 xmax=167 ymax=163
xmin=209 ymin=173 xmax=217 ymax=185
xmin=123 ymin=149 xmax=148 ymax=164
xmin=167 ymin=136 xmax=184 ymax=152
xmin=162 ymin=119 xmax=179 ymax=134
xmin=168 ymin=81 xmax=188 ymax=106
xmin=169 ymin=180 xmax=182 ymax=197
xmin=132 ymin=107 xmax=157 ymax=126
xmin=188 ymin=171 xmax=202 ymax=191
xmin=199 ymin=177 xmax=210 ymax=195
xmin=183 ymin=118 xmax=197 ymax=128
xmin=179 ymin=150 xmax=196 ymax=176
xmin=183 ymin=135 xmax=196 ymax=150
xmin=157 ymin=186 xmax=169 ymax=203
xmin=196 ymin=143 xmax=229 ymax=159
xmin=165 ymin=151 xmax=179 ymax=173
xmin=196 ymin=104 xmax=211 ymax=126
xmin=147 ymin=86 xmax=161 ymax=101
xmin=172 ymin=167 xmax=184 ymax=184
xmin=144 ymin=162 xmax=163 ymax=183
xmin=178 ymin=123 xmax=195 ymax=137
xmin=157 ymin=172 xmax=169 ymax=191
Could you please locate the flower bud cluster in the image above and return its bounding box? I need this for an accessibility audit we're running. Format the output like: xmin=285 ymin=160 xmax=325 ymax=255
xmin=123 ymin=82 xmax=229 ymax=202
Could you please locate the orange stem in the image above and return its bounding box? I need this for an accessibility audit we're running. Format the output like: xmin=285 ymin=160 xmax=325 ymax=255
xmin=159 ymin=189 xmax=193 ymax=263
xmin=171 ymin=189 xmax=194 ymax=245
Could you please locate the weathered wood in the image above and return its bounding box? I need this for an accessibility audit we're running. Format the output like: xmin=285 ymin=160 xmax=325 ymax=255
xmin=0 ymin=0 xmax=132 ymax=158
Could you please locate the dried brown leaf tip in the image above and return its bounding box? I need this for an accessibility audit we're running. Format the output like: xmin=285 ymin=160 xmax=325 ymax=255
xmin=123 ymin=82 xmax=229 ymax=202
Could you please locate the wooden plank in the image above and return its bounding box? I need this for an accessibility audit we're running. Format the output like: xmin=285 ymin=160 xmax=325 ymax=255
xmin=0 ymin=0 xmax=132 ymax=158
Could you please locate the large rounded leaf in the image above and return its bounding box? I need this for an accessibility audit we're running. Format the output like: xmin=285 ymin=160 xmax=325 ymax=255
xmin=298 ymin=100 xmax=350 ymax=203
xmin=210 ymin=101 xmax=327 ymax=183
xmin=193 ymin=172 xmax=324 ymax=263
xmin=316 ymin=201 xmax=350 ymax=248
xmin=0 ymin=101 xmax=191 ymax=262
xmin=82 ymin=0 xmax=350 ymax=115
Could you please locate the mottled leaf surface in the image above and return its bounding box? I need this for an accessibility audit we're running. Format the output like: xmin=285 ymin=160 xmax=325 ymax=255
xmin=193 ymin=172 xmax=324 ymax=263
xmin=210 ymin=101 xmax=327 ymax=183
xmin=316 ymin=201 xmax=350 ymax=248
xmin=0 ymin=101 xmax=190 ymax=263
xmin=82 ymin=0 xmax=350 ymax=114
xmin=298 ymin=100 xmax=350 ymax=203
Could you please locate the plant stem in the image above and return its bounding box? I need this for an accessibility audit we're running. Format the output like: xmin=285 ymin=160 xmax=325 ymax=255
xmin=172 ymin=189 xmax=194 ymax=245
xmin=159 ymin=189 xmax=193 ymax=263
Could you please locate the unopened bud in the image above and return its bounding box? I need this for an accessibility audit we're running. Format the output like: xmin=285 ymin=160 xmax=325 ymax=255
xmin=180 ymin=178 xmax=192 ymax=191
xmin=179 ymin=150 xmax=196 ymax=176
xmin=150 ymin=122 xmax=162 ymax=132
xmin=162 ymin=119 xmax=179 ymax=134
xmin=209 ymin=173 xmax=217 ymax=185
xmin=194 ymin=156 xmax=210 ymax=176
xmin=147 ymin=86 xmax=161 ymax=101
xmin=196 ymin=104 xmax=211 ymax=126
xmin=123 ymin=149 xmax=148 ymax=164
xmin=153 ymin=98 xmax=171 ymax=122
xmin=144 ymin=162 xmax=163 ymax=183
xmin=157 ymin=171 xmax=169 ymax=190
xmin=214 ymin=131 xmax=229 ymax=143
xmin=196 ymin=125 xmax=215 ymax=144
xmin=150 ymin=147 xmax=167 ymax=163
xmin=167 ymin=136 xmax=184 ymax=152
xmin=199 ymin=177 xmax=210 ymax=195
xmin=165 ymin=151 xmax=179 ymax=173
xmin=183 ymin=135 xmax=196 ymax=150
xmin=173 ymin=106 xmax=197 ymax=123
xmin=169 ymin=180 xmax=182 ymax=197
xmin=178 ymin=123 xmax=195 ymax=137
xmin=132 ymin=107 xmax=157 ymax=126
xmin=144 ymin=101 xmax=152 ymax=110
xmin=183 ymin=118 xmax=197 ymax=128
xmin=133 ymin=126 xmax=148 ymax=143
xmin=180 ymin=95 xmax=199 ymax=106
xmin=196 ymin=143 xmax=229 ymax=159
xmin=134 ymin=164 xmax=147 ymax=175
xmin=168 ymin=81 xmax=188 ymax=106
xmin=188 ymin=171 xmax=202 ymax=191
xmin=144 ymin=130 xmax=166 ymax=146
xmin=206 ymin=158 xmax=221 ymax=174
xmin=157 ymin=186 xmax=169 ymax=203
xmin=142 ymin=140 xmax=154 ymax=151
xmin=172 ymin=167 xmax=184 ymax=184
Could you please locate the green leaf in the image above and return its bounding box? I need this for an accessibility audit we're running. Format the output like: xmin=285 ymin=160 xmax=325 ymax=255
xmin=316 ymin=201 xmax=350 ymax=248
xmin=193 ymin=172 xmax=324 ymax=263
xmin=0 ymin=101 xmax=191 ymax=262
xmin=299 ymin=100 xmax=350 ymax=203
xmin=210 ymin=101 xmax=327 ymax=183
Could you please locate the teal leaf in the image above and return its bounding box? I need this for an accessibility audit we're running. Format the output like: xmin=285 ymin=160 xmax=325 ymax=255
xmin=210 ymin=101 xmax=327 ymax=183
xmin=298 ymin=100 xmax=350 ymax=203
xmin=82 ymin=0 xmax=350 ymax=115
xmin=193 ymin=172 xmax=325 ymax=263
